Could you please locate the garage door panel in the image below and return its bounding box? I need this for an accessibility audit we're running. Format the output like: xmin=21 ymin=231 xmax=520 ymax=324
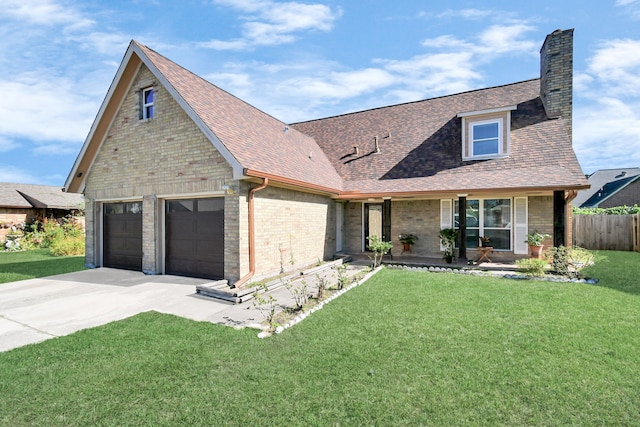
xmin=103 ymin=203 xmax=142 ymax=271
xmin=165 ymin=198 xmax=224 ymax=280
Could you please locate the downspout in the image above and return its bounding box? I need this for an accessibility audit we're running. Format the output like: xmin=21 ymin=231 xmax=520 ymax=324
xmin=232 ymin=178 xmax=269 ymax=289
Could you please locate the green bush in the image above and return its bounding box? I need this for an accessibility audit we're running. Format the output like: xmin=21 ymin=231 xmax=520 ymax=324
xmin=573 ymin=204 xmax=640 ymax=215
xmin=515 ymin=258 xmax=548 ymax=277
xmin=548 ymin=246 xmax=594 ymax=278
xmin=49 ymin=235 xmax=85 ymax=257
xmin=22 ymin=216 xmax=85 ymax=255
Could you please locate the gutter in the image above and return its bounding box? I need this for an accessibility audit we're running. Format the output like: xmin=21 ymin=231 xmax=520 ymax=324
xmin=232 ymin=177 xmax=269 ymax=289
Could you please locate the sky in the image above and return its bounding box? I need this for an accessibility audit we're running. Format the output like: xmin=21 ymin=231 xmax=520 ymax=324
xmin=1 ymin=0 xmax=640 ymax=187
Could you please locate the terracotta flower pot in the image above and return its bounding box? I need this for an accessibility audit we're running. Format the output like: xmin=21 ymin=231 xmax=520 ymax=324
xmin=529 ymin=244 xmax=544 ymax=259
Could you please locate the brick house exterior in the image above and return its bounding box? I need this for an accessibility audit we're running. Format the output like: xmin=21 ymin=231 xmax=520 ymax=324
xmin=65 ymin=29 xmax=587 ymax=284
xmin=0 ymin=183 xmax=84 ymax=242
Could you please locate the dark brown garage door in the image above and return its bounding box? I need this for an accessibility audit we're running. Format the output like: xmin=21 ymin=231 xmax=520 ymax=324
xmin=103 ymin=202 xmax=143 ymax=271
xmin=165 ymin=198 xmax=224 ymax=280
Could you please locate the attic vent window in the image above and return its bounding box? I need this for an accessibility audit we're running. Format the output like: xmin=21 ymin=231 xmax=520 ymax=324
xmin=141 ymin=87 xmax=154 ymax=120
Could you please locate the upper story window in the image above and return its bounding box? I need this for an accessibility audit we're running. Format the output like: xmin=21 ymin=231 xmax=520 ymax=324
xmin=458 ymin=105 xmax=516 ymax=161
xmin=141 ymin=87 xmax=154 ymax=120
xmin=471 ymin=120 xmax=500 ymax=156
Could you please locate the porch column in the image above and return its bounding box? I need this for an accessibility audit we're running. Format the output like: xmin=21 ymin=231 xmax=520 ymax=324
xmin=458 ymin=195 xmax=467 ymax=260
xmin=553 ymin=190 xmax=565 ymax=247
xmin=382 ymin=199 xmax=392 ymax=242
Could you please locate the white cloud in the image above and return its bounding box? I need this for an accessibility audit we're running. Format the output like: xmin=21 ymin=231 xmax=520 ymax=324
xmin=202 ymin=0 xmax=341 ymax=49
xmin=0 ymin=0 xmax=94 ymax=29
xmin=586 ymin=39 xmax=640 ymax=96
xmin=0 ymin=136 xmax=18 ymax=152
xmin=574 ymin=38 xmax=640 ymax=172
xmin=0 ymin=166 xmax=41 ymax=184
xmin=0 ymin=74 xmax=97 ymax=145
xmin=574 ymin=98 xmax=640 ymax=172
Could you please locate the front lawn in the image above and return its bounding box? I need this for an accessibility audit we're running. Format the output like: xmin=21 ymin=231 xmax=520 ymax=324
xmin=1 ymin=251 xmax=639 ymax=425
xmin=0 ymin=249 xmax=86 ymax=284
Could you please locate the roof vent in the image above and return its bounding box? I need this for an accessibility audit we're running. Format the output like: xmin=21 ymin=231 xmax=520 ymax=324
xmin=374 ymin=136 xmax=380 ymax=153
xmin=353 ymin=146 xmax=359 ymax=155
xmin=615 ymin=171 xmax=627 ymax=178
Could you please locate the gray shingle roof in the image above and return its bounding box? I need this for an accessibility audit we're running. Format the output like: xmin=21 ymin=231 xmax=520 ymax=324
xmin=0 ymin=183 xmax=84 ymax=209
xmin=574 ymin=168 xmax=640 ymax=207
xmin=291 ymin=79 xmax=588 ymax=195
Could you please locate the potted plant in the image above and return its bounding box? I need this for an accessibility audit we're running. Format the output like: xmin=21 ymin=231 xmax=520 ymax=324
xmin=526 ymin=231 xmax=550 ymax=259
xmin=439 ymin=228 xmax=458 ymax=263
xmin=399 ymin=233 xmax=418 ymax=253
xmin=479 ymin=236 xmax=491 ymax=247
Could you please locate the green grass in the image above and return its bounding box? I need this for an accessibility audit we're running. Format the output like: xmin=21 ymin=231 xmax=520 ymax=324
xmin=1 ymin=251 xmax=639 ymax=425
xmin=0 ymin=248 xmax=86 ymax=284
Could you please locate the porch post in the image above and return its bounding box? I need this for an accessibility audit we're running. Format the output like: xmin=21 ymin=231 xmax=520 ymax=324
xmin=382 ymin=199 xmax=392 ymax=242
xmin=553 ymin=190 xmax=565 ymax=247
xmin=457 ymin=195 xmax=467 ymax=260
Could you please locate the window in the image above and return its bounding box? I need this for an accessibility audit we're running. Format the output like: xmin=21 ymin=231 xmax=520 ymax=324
xmin=458 ymin=106 xmax=515 ymax=160
xmin=141 ymin=87 xmax=154 ymax=120
xmin=453 ymin=198 xmax=512 ymax=250
xmin=471 ymin=120 xmax=500 ymax=156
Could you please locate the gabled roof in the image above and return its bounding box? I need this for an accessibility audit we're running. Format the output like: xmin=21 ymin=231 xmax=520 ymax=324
xmin=65 ymin=41 xmax=342 ymax=193
xmin=0 ymin=183 xmax=84 ymax=210
xmin=292 ymin=80 xmax=588 ymax=196
xmin=576 ymin=168 xmax=640 ymax=207
xmin=66 ymin=39 xmax=587 ymax=198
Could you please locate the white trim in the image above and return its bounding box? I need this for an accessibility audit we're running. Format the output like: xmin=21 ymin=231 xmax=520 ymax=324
xmin=440 ymin=199 xmax=453 ymax=251
xmin=141 ymin=86 xmax=154 ymax=120
xmin=457 ymin=105 xmax=517 ymax=117
xmin=513 ymin=197 xmax=528 ymax=254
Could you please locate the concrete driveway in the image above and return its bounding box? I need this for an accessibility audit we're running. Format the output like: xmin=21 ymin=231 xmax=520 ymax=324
xmin=0 ymin=268 xmax=261 ymax=353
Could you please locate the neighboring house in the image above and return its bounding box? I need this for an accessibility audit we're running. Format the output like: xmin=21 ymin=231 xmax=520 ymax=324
xmin=65 ymin=28 xmax=588 ymax=285
xmin=0 ymin=183 xmax=84 ymax=241
xmin=573 ymin=168 xmax=640 ymax=208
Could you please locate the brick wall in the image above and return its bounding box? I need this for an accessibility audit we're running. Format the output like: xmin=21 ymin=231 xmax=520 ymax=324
xmin=540 ymin=29 xmax=573 ymax=138
xmin=528 ymin=195 xmax=554 ymax=249
xmin=250 ymin=186 xmax=335 ymax=280
xmin=84 ymin=65 xmax=236 ymax=275
xmin=391 ymin=199 xmax=441 ymax=257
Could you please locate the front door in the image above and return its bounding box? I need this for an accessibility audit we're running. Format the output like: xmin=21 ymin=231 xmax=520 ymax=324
xmin=364 ymin=203 xmax=383 ymax=250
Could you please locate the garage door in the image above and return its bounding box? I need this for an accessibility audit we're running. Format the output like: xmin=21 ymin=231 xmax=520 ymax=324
xmin=165 ymin=198 xmax=224 ymax=280
xmin=103 ymin=202 xmax=143 ymax=270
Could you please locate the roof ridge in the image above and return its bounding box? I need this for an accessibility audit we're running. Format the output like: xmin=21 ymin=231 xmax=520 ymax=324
xmin=291 ymin=78 xmax=540 ymax=125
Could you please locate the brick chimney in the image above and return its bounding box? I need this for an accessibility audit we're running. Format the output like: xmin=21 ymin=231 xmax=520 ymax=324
xmin=540 ymin=28 xmax=574 ymax=139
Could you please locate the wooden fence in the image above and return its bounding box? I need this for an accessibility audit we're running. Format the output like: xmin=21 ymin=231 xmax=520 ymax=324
xmin=573 ymin=214 xmax=640 ymax=252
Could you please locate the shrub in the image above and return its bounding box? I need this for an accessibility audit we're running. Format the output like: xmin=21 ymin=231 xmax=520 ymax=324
xmin=22 ymin=216 xmax=85 ymax=254
xmin=515 ymin=258 xmax=548 ymax=277
xmin=366 ymin=235 xmax=393 ymax=268
xmin=573 ymin=204 xmax=640 ymax=215
xmin=50 ymin=235 xmax=85 ymax=257
xmin=548 ymin=246 xmax=594 ymax=278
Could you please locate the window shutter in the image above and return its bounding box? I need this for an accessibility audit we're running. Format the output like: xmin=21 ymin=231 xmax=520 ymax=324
xmin=514 ymin=197 xmax=528 ymax=254
xmin=138 ymin=90 xmax=143 ymax=120
xmin=440 ymin=199 xmax=452 ymax=251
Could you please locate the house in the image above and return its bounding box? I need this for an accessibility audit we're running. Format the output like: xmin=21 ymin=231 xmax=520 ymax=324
xmin=573 ymin=168 xmax=640 ymax=208
xmin=64 ymin=28 xmax=588 ymax=285
xmin=0 ymin=183 xmax=84 ymax=241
